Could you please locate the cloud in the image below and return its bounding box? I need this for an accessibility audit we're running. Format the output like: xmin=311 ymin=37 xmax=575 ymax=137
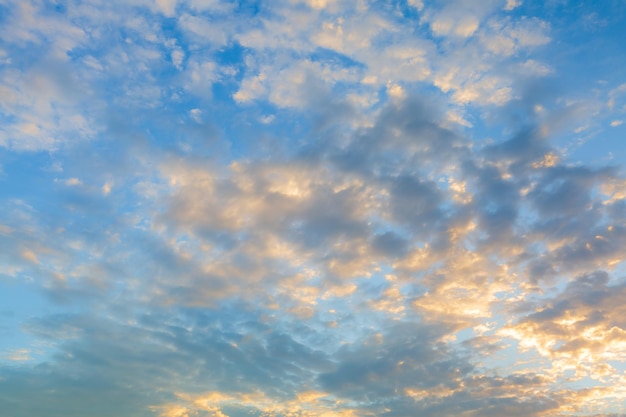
xmin=501 ymin=271 xmax=626 ymax=411
xmin=1 ymin=0 xmax=626 ymax=416
xmin=422 ymin=0 xmax=501 ymax=39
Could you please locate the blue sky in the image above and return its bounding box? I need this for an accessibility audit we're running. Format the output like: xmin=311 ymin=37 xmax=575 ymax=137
xmin=1 ymin=0 xmax=626 ymax=416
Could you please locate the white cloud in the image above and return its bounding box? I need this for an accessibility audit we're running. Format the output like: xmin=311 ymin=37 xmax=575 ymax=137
xmin=102 ymin=182 xmax=112 ymax=195
xmin=1 ymin=348 xmax=32 ymax=362
xmin=304 ymin=0 xmax=338 ymax=10
xmin=177 ymin=13 xmax=228 ymax=47
xmin=386 ymin=83 xmax=405 ymax=99
xmin=431 ymin=15 xmax=479 ymax=38
xmin=189 ymin=108 xmax=202 ymax=122
xmin=65 ymin=178 xmax=82 ymax=186
xmin=504 ymin=0 xmax=522 ymax=11
xmin=171 ymin=48 xmax=185 ymax=70
xmin=186 ymin=0 xmax=232 ymax=12
xmin=183 ymin=59 xmax=219 ymax=95
xmin=233 ymin=72 xmax=267 ymax=103
xmin=260 ymin=114 xmax=275 ymax=124
xmin=407 ymin=0 xmax=424 ymax=11
xmin=156 ymin=0 xmax=178 ymax=16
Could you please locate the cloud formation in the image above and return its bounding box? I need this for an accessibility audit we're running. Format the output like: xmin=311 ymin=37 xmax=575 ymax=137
xmin=1 ymin=1 xmax=626 ymax=416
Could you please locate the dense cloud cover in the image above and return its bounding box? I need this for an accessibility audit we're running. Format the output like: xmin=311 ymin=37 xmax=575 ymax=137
xmin=1 ymin=0 xmax=626 ymax=416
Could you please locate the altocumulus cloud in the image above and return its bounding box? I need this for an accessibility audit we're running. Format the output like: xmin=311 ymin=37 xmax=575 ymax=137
xmin=1 ymin=0 xmax=626 ymax=416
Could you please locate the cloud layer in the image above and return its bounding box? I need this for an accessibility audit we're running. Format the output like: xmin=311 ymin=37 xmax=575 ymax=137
xmin=1 ymin=1 xmax=626 ymax=416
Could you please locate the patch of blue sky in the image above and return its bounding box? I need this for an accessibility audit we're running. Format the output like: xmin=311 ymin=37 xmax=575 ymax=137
xmin=309 ymin=47 xmax=366 ymax=72
xmin=0 ymin=1 xmax=10 ymax=19
xmin=0 ymin=153 xmax=58 ymax=202
xmin=0 ymin=279 xmax=61 ymax=365
xmin=235 ymin=109 xmax=315 ymax=159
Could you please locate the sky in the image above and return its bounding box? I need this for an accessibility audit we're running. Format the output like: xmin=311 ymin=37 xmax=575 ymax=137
xmin=1 ymin=0 xmax=626 ymax=416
